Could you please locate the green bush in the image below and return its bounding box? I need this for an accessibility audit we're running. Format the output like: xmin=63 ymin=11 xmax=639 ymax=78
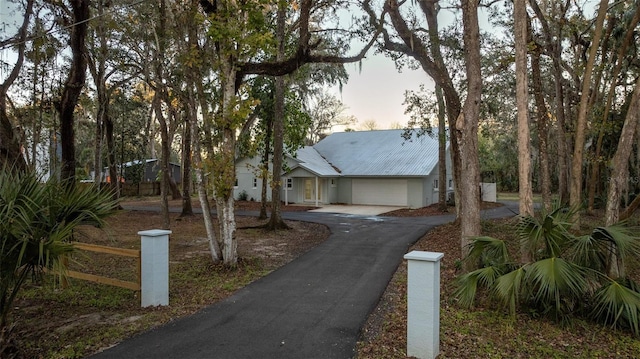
xmin=455 ymin=205 xmax=640 ymax=335
xmin=0 ymin=170 xmax=116 ymax=355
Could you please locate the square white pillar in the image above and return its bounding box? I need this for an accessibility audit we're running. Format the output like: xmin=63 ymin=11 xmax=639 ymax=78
xmin=138 ymin=229 xmax=171 ymax=307
xmin=404 ymin=250 xmax=444 ymax=359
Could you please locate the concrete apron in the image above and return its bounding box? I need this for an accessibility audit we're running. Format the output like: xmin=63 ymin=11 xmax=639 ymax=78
xmin=308 ymin=205 xmax=405 ymax=216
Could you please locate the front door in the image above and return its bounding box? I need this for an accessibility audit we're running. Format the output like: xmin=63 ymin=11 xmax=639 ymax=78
xmin=303 ymin=178 xmax=321 ymax=202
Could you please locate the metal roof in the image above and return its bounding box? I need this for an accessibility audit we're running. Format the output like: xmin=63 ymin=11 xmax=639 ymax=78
xmin=288 ymin=146 xmax=341 ymax=176
xmin=312 ymin=129 xmax=444 ymax=177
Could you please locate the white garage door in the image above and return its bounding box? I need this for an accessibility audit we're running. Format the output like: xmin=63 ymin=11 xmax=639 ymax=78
xmin=352 ymin=179 xmax=408 ymax=206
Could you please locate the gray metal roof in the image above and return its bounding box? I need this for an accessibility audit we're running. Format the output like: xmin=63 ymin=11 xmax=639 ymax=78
xmin=289 ymin=146 xmax=341 ymax=176
xmin=312 ymin=129 xmax=444 ymax=177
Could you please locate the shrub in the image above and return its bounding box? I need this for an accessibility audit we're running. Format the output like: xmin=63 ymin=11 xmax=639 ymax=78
xmin=0 ymin=170 xmax=116 ymax=354
xmin=455 ymin=205 xmax=640 ymax=335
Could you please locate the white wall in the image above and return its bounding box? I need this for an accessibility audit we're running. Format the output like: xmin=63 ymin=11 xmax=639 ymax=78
xmin=480 ymin=182 xmax=497 ymax=202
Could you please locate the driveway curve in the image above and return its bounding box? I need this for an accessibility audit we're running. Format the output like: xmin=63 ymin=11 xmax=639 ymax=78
xmin=91 ymin=202 xmax=518 ymax=359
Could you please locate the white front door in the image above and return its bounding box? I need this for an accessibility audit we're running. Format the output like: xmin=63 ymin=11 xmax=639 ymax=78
xmin=303 ymin=178 xmax=322 ymax=202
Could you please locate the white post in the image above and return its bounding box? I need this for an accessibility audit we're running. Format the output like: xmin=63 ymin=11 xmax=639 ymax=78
xmin=138 ymin=229 xmax=171 ymax=307
xmin=285 ymin=176 xmax=288 ymax=205
xmin=404 ymin=250 xmax=444 ymax=359
xmin=314 ymin=176 xmax=319 ymax=207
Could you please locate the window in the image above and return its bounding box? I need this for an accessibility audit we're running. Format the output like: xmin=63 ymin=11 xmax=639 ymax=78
xmin=433 ymin=179 xmax=439 ymax=190
xmin=286 ymin=178 xmax=293 ymax=190
xmin=253 ymin=178 xmax=258 ymax=189
xmin=448 ymin=179 xmax=453 ymax=189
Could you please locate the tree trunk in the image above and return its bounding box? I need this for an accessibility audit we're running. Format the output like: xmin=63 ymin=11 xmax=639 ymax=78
xmin=458 ymin=0 xmax=482 ymax=263
xmin=185 ymin=0 xmax=220 ymax=259
xmin=214 ymin=53 xmax=240 ymax=266
xmin=105 ymin=105 xmax=119 ymax=198
xmin=621 ymin=193 xmax=640 ymax=221
xmin=153 ymin=94 xmax=171 ymax=229
xmin=531 ymin=50 xmax=552 ymax=211
xmin=604 ymin=76 xmax=640 ymax=278
xmin=267 ymin=2 xmax=289 ymax=230
xmin=587 ymin=7 xmax=640 ymax=213
xmin=422 ymin=1 xmax=447 ymax=211
xmin=57 ymin=0 xmax=90 ymax=188
xmin=0 ymin=0 xmax=33 ymax=173
xmin=553 ymin=51 xmax=569 ymax=205
xmin=569 ymin=0 xmax=609 ymax=223
xmin=181 ymin=113 xmax=194 ymax=217
xmin=259 ymin=116 xmax=273 ymax=220
xmin=515 ymin=0 xmax=533 ymax=220
xmin=515 ymin=0 xmax=533 ymax=265
xmin=436 ymin=85 xmax=447 ymax=211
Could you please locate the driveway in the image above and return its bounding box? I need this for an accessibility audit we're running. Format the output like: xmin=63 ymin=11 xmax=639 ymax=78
xmin=308 ymin=204 xmax=404 ymax=216
xmin=92 ymin=203 xmax=517 ymax=359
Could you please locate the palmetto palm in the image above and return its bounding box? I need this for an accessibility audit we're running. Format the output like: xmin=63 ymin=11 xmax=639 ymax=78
xmin=0 ymin=170 xmax=115 ymax=352
xmin=455 ymin=204 xmax=640 ymax=335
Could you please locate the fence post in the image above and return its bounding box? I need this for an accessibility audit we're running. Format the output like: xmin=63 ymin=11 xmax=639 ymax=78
xmin=138 ymin=229 xmax=171 ymax=307
xmin=404 ymin=250 xmax=444 ymax=359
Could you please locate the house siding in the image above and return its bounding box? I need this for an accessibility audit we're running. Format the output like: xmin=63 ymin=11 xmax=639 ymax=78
xmin=337 ymin=178 xmax=352 ymax=204
xmin=235 ymin=157 xmax=271 ymax=201
xmin=407 ymin=178 xmax=425 ymax=208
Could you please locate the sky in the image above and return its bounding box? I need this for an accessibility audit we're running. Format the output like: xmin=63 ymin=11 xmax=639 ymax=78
xmin=329 ymin=55 xmax=434 ymax=130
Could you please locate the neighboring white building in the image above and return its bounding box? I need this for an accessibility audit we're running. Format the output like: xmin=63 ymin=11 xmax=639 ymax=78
xmin=235 ymin=129 xmax=453 ymax=208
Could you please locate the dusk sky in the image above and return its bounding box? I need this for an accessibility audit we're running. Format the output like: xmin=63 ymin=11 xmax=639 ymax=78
xmin=330 ymin=54 xmax=435 ymax=130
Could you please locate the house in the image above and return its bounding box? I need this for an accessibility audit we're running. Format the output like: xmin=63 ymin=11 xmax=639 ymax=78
xmin=103 ymin=159 xmax=181 ymax=183
xmin=235 ymin=129 xmax=453 ymax=208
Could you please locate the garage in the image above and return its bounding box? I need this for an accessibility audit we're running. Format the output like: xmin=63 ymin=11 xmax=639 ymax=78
xmin=352 ymin=179 xmax=408 ymax=206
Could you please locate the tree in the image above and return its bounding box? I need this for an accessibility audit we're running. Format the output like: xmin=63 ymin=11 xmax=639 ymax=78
xmin=587 ymin=5 xmax=640 ymax=213
xmin=456 ymin=0 xmax=482 ymax=260
xmin=604 ymin=76 xmax=640 ymax=277
xmin=199 ymin=0 xmax=378 ymax=266
xmin=363 ymin=0 xmax=464 ymax=220
xmin=267 ymin=0 xmax=289 ymax=230
xmin=55 ymin=0 xmax=90 ymax=188
xmin=569 ymin=0 xmax=609 ymax=223
xmin=305 ymin=91 xmax=355 ymax=144
xmin=359 ymin=119 xmax=378 ymax=131
xmin=514 ymin=0 xmax=533 ymax=221
xmin=0 ymin=0 xmax=34 ymax=172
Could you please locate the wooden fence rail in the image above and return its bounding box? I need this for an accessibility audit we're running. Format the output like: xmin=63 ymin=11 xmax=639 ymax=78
xmin=61 ymin=242 xmax=141 ymax=291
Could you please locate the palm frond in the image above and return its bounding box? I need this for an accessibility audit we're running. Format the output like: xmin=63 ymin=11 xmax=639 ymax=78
xmin=1 ymin=169 xmax=115 ymax=330
xmin=567 ymin=234 xmax=608 ymax=272
xmin=591 ymin=279 xmax=640 ymax=336
xmin=591 ymin=225 xmax=640 ymax=265
xmin=516 ymin=205 xmax=576 ymax=259
xmin=492 ymin=266 xmax=526 ymax=317
xmin=525 ymin=257 xmax=588 ymax=316
xmin=465 ymin=236 xmax=511 ymax=267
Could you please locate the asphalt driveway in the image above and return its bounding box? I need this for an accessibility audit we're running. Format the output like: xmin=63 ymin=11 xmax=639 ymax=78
xmin=91 ymin=203 xmax=518 ymax=359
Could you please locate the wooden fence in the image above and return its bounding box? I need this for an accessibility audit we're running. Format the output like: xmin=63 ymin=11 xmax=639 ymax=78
xmin=62 ymin=242 xmax=141 ymax=291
